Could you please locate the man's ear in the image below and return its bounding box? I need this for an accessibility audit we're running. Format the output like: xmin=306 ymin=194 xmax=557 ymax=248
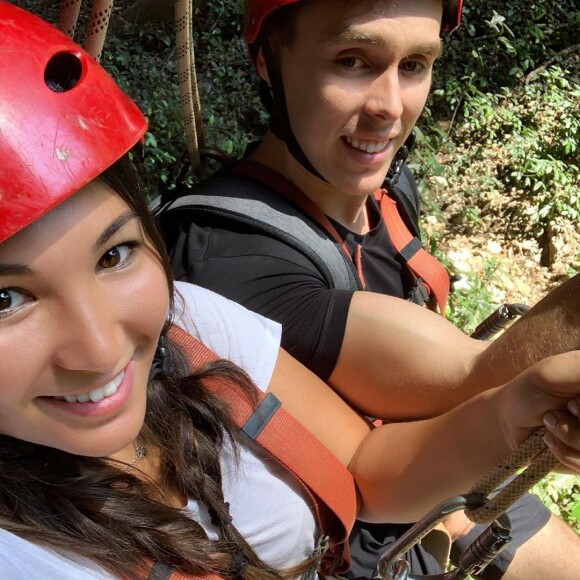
xmin=256 ymin=45 xmax=271 ymax=85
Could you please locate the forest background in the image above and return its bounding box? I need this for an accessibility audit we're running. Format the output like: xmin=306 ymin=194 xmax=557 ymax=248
xmin=20 ymin=0 xmax=580 ymax=532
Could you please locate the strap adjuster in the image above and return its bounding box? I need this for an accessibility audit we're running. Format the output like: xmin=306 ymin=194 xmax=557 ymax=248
xmin=399 ymin=236 xmax=423 ymax=262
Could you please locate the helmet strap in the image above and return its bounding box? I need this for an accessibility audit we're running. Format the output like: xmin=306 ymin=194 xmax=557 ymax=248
xmin=259 ymin=39 xmax=327 ymax=182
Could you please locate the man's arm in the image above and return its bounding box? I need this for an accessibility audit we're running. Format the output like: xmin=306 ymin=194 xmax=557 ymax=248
xmin=329 ymin=291 xmax=487 ymax=419
xmin=329 ymin=274 xmax=580 ymax=420
xmin=473 ymin=274 xmax=580 ymax=384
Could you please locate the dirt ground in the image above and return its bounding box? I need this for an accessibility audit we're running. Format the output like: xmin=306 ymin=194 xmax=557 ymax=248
xmin=422 ymin=165 xmax=579 ymax=308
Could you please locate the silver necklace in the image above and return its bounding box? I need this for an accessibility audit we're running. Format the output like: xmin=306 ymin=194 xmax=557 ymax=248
xmin=122 ymin=443 xmax=147 ymax=471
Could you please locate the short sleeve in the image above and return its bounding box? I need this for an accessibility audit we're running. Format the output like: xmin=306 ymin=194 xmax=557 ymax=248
xmin=172 ymin=282 xmax=282 ymax=392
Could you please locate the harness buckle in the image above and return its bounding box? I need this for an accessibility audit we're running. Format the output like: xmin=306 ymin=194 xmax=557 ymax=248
xmin=314 ymin=535 xmax=331 ymax=557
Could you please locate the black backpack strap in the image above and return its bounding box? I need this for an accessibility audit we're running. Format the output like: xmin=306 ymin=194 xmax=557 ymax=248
xmin=160 ymin=175 xmax=362 ymax=292
xmin=389 ymin=164 xmax=421 ymax=235
xmin=384 ymin=132 xmax=421 ymax=236
xmin=384 ymin=162 xmax=421 ymax=238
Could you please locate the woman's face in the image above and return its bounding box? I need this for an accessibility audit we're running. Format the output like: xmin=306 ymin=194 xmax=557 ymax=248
xmin=0 ymin=181 xmax=169 ymax=458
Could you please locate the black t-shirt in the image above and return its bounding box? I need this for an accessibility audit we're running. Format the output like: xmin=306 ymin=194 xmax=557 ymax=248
xmin=165 ymin=192 xmax=407 ymax=380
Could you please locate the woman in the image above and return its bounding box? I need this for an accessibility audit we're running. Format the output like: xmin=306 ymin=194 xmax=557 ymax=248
xmin=0 ymin=4 xmax=579 ymax=579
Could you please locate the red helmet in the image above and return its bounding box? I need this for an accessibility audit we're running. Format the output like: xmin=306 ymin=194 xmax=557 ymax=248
xmin=0 ymin=1 xmax=147 ymax=244
xmin=244 ymin=0 xmax=464 ymax=44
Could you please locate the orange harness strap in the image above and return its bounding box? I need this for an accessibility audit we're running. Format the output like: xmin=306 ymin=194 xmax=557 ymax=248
xmin=167 ymin=324 xmax=356 ymax=575
xmin=235 ymin=160 xmax=449 ymax=313
xmin=375 ymin=189 xmax=450 ymax=314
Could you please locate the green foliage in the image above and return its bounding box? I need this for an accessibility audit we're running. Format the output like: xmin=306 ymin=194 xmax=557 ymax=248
xmin=101 ymin=0 xmax=264 ymax=192
xmin=418 ymin=1 xmax=580 ymax=223
xmin=444 ymin=258 xmax=506 ymax=334
xmin=102 ymin=25 xmax=185 ymax=195
xmin=458 ymin=67 xmax=580 ymax=228
xmin=104 ymin=0 xmax=264 ymax=189
xmin=532 ymin=474 xmax=580 ymax=533
xmin=192 ymin=0 xmax=267 ymax=159
xmin=429 ymin=0 xmax=580 ymax=122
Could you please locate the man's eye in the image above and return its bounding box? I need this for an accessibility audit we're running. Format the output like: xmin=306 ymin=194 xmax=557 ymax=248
xmin=0 ymin=288 xmax=31 ymax=317
xmin=338 ymin=56 xmax=365 ymax=69
xmin=400 ymin=60 xmax=424 ymax=74
xmin=98 ymin=243 xmax=138 ymax=270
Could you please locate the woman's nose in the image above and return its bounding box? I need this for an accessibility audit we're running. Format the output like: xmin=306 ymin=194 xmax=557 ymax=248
xmin=51 ymin=289 xmax=124 ymax=373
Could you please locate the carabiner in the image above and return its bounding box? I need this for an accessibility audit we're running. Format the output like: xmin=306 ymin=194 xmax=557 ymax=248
xmin=376 ymin=493 xmax=487 ymax=579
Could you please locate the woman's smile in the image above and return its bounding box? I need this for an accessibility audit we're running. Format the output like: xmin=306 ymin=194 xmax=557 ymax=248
xmin=38 ymin=362 xmax=133 ymax=418
xmin=53 ymin=369 xmax=126 ymax=403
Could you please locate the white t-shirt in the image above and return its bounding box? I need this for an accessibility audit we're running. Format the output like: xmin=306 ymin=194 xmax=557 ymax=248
xmin=0 ymin=283 xmax=317 ymax=578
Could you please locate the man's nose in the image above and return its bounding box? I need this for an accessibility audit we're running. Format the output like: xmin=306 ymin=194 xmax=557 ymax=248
xmin=363 ymin=69 xmax=404 ymax=121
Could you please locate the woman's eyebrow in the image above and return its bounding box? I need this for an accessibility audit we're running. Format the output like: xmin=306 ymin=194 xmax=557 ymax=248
xmin=0 ymin=264 xmax=33 ymax=276
xmin=94 ymin=211 xmax=138 ymax=250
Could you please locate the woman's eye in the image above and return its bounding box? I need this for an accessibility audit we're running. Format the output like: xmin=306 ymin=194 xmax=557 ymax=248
xmin=0 ymin=288 xmax=31 ymax=317
xmin=98 ymin=243 xmax=137 ymax=270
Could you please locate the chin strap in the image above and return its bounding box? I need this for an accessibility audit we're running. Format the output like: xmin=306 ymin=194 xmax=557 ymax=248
xmin=259 ymin=40 xmax=327 ymax=182
xmin=386 ymin=132 xmax=416 ymax=188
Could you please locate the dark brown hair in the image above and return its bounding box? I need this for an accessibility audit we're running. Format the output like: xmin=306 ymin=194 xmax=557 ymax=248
xmin=0 ymin=157 xmax=306 ymax=579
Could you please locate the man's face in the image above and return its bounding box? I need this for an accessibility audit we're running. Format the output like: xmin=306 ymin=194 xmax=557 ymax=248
xmin=272 ymin=0 xmax=442 ymax=196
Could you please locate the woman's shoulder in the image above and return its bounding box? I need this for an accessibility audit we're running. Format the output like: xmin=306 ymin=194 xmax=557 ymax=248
xmin=172 ymin=282 xmax=282 ymax=392
xmin=0 ymin=528 xmax=114 ymax=579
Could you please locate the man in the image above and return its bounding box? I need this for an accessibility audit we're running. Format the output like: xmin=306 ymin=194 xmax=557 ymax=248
xmin=161 ymin=0 xmax=580 ymax=577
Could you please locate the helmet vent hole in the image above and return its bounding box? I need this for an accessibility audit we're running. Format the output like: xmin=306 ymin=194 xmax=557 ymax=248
xmin=45 ymin=52 xmax=83 ymax=93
